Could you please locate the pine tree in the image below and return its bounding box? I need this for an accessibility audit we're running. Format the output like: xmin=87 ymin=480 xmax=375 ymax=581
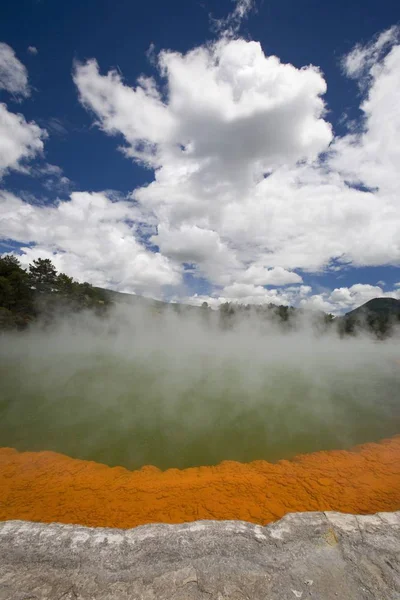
xmin=29 ymin=258 xmax=58 ymax=294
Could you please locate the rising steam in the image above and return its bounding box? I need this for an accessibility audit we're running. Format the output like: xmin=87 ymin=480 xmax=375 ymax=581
xmin=0 ymin=303 xmax=399 ymax=470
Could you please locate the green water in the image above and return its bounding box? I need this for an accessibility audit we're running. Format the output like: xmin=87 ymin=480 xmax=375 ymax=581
xmin=1 ymin=345 xmax=399 ymax=470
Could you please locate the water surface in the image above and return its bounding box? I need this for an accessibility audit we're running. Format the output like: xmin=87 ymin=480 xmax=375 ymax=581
xmin=1 ymin=311 xmax=399 ymax=469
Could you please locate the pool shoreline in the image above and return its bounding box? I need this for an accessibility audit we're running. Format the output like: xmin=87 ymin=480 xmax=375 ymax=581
xmin=1 ymin=434 xmax=399 ymax=529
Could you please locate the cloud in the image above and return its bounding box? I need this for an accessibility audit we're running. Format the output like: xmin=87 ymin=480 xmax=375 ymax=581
xmin=331 ymin=28 xmax=400 ymax=196
xmin=184 ymin=283 xmax=312 ymax=309
xmin=329 ymin=283 xmax=384 ymax=306
xmin=30 ymin=162 xmax=72 ymax=193
xmin=342 ymin=25 xmax=400 ymax=80
xmin=71 ymin=27 xmax=400 ymax=306
xmin=301 ymin=283 xmax=400 ymax=314
xmin=153 ymin=223 xmax=239 ymax=285
xmin=35 ymin=163 xmax=64 ymax=177
xmin=0 ymin=191 xmax=181 ymax=294
xmin=27 ymin=46 xmax=38 ymax=56
xmin=74 ymin=39 xmax=331 ymax=181
xmin=74 ymin=38 xmax=333 ymax=285
xmin=73 ymin=58 xmax=174 ymax=167
xmin=211 ymin=0 xmax=257 ymax=37
xmin=239 ymin=265 xmax=302 ymax=286
xmin=2 ymin=26 xmax=400 ymax=313
xmin=0 ymin=103 xmax=46 ymax=178
xmin=220 ymin=282 xmax=289 ymax=304
xmin=44 ymin=117 xmax=68 ymax=137
xmin=187 ymin=282 xmax=400 ymax=314
xmin=0 ymin=44 xmax=45 ymax=178
xmin=232 ymin=0 xmax=255 ymax=21
xmin=184 ymin=286 xmax=289 ymax=308
xmin=0 ymin=42 xmax=30 ymax=97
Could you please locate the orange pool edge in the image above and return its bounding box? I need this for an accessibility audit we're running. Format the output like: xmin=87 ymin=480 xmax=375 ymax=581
xmin=1 ymin=435 xmax=400 ymax=529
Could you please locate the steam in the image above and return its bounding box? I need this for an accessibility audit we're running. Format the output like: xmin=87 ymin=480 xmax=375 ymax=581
xmin=0 ymin=303 xmax=399 ymax=470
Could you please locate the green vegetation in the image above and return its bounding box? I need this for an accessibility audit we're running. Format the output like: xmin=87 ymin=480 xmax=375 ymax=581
xmin=1 ymin=253 xmax=399 ymax=338
xmin=1 ymin=254 xmax=399 ymax=470
xmin=0 ymin=255 xmax=110 ymax=329
xmin=215 ymin=301 xmax=335 ymax=332
xmin=337 ymin=297 xmax=400 ymax=338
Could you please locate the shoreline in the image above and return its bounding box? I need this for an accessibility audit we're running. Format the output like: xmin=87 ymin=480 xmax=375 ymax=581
xmin=1 ymin=434 xmax=399 ymax=528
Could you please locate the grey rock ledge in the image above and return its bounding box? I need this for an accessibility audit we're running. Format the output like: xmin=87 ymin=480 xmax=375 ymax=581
xmin=0 ymin=511 xmax=399 ymax=599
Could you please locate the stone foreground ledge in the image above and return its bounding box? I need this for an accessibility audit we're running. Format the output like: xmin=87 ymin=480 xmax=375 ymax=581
xmin=0 ymin=512 xmax=399 ymax=599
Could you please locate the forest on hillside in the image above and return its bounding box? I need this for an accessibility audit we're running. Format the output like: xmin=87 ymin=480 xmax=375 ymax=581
xmin=0 ymin=255 xmax=110 ymax=330
xmin=0 ymin=254 xmax=335 ymax=333
xmin=1 ymin=254 xmax=399 ymax=338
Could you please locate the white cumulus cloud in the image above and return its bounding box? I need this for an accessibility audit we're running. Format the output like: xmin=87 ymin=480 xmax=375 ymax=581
xmin=0 ymin=191 xmax=181 ymax=294
xmin=0 ymin=43 xmax=46 ymax=178
xmin=3 ymin=27 xmax=400 ymax=312
xmin=70 ymin=28 xmax=400 ymax=305
xmin=73 ymin=37 xmax=334 ymax=288
xmin=239 ymin=265 xmax=302 ymax=286
xmin=0 ymin=42 xmax=30 ymax=97
xmin=342 ymin=25 xmax=400 ymax=80
xmin=301 ymin=283 xmax=400 ymax=314
xmin=75 ymin=38 xmax=332 ymax=186
xmin=0 ymin=103 xmax=46 ymax=178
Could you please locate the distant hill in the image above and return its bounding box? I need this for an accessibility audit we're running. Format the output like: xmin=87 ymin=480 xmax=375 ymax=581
xmin=95 ymin=288 xmax=168 ymax=310
xmin=345 ymin=297 xmax=400 ymax=318
xmin=339 ymin=297 xmax=400 ymax=337
xmin=91 ymin=289 xmax=400 ymax=338
xmin=1 ymin=253 xmax=399 ymax=337
xmin=0 ymin=256 xmax=110 ymax=330
xmin=95 ymin=288 xmax=202 ymax=316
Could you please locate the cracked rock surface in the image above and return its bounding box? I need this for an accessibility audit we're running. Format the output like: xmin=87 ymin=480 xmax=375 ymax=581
xmin=0 ymin=511 xmax=399 ymax=599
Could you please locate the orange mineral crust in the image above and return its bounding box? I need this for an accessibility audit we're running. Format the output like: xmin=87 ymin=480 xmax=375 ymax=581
xmin=1 ymin=437 xmax=399 ymax=528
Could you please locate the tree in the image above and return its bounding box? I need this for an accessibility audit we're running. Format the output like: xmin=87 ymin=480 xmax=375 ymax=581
xmin=277 ymin=305 xmax=289 ymax=322
xmin=0 ymin=255 xmax=22 ymax=277
xmin=220 ymin=302 xmax=235 ymax=316
xmin=0 ymin=255 xmax=34 ymax=321
xmin=8 ymin=270 xmax=34 ymax=313
xmin=29 ymin=258 xmax=57 ymax=293
xmin=0 ymin=276 xmax=13 ymax=310
xmin=0 ymin=254 xmax=113 ymax=329
xmin=56 ymin=273 xmax=74 ymax=295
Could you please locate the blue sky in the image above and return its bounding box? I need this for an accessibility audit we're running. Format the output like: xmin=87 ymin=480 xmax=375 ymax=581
xmin=0 ymin=0 xmax=399 ymax=313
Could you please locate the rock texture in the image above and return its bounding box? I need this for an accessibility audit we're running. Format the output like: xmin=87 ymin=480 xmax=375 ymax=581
xmin=0 ymin=511 xmax=399 ymax=599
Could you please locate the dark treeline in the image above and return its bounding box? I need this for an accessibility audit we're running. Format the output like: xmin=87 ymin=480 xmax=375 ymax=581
xmin=337 ymin=297 xmax=400 ymax=339
xmin=1 ymin=254 xmax=399 ymax=337
xmin=198 ymin=300 xmax=335 ymax=334
xmin=202 ymin=298 xmax=400 ymax=338
xmin=0 ymin=255 xmax=110 ymax=330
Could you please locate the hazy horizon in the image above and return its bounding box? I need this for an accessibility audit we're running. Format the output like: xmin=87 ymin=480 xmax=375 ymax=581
xmin=1 ymin=304 xmax=399 ymax=470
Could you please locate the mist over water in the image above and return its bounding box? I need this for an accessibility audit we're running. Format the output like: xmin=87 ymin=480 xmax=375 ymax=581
xmin=1 ymin=304 xmax=400 ymax=470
